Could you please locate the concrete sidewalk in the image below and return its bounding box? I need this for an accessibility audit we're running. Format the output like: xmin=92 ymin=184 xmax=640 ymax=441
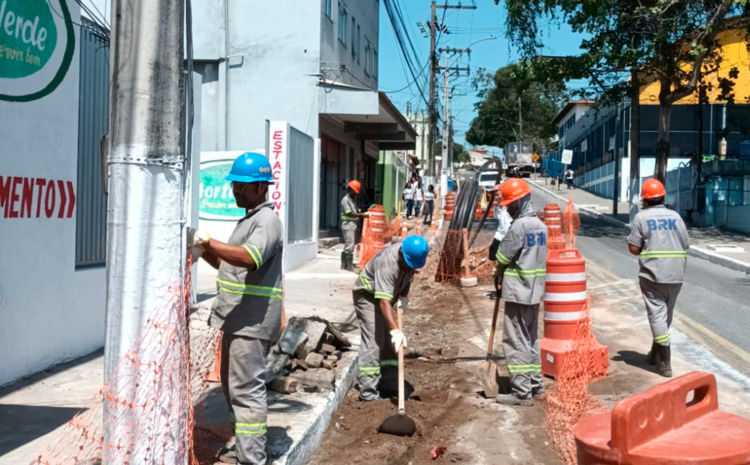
xmin=531 ymin=177 xmax=750 ymax=274
xmin=0 ymin=245 xmax=362 ymax=465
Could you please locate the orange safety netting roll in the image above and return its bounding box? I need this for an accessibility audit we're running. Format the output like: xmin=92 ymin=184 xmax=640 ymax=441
xmin=562 ymin=197 xmax=581 ymax=250
xmin=546 ymin=298 xmax=607 ymax=465
xmin=32 ymin=255 xmax=221 ymax=465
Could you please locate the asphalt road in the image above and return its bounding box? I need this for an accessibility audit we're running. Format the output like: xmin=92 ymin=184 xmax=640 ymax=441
xmin=530 ymin=186 xmax=750 ymax=373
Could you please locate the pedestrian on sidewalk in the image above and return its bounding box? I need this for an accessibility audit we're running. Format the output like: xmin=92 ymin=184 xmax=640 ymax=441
xmin=565 ymin=168 xmax=575 ymax=189
xmin=494 ymin=178 xmax=548 ymax=406
xmin=403 ymin=182 xmax=414 ymax=219
xmin=488 ymin=177 xmax=513 ymax=262
xmin=352 ymin=236 xmax=429 ymax=401
xmin=190 ymin=152 xmax=283 ymax=465
xmin=423 ymin=184 xmax=436 ymax=225
xmin=341 ymin=180 xmax=369 ymax=272
xmin=413 ymin=180 xmax=424 ymax=218
xmin=627 ymin=179 xmax=690 ymax=378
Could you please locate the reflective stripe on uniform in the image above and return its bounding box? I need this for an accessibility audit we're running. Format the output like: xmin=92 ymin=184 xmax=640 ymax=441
xmin=242 ymin=243 xmax=264 ymax=269
xmin=380 ymin=359 xmax=398 ymax=367
xmin=640 ymin=250 xmax=687 ymax=259
xmin=358 ymin=366 xmax=381 ymax=376
xmin=217 ymin=279 xmax=282 ymax=299
xmin=508 ymin=364 xmax=541 ymax=373
xmin=359 ymin=272 xmax=373 ymax=292
xmin=235 ymin=422 xmax=267 ymax=435
xmin=654 ymin=332 xmax=670 ymax=344
xmin=504 ymin=268 xmax=546 ymax=278
xmin=496 ymin=251 xmax=512 ymax=265
xmin=374 ymin=292 xmax=394 ymax=301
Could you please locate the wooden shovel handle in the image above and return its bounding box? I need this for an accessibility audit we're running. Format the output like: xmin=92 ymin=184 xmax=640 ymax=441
xmin=397 ymin=304 xmax=406 ymax=413
xmin=486 ymin=295 xmax=500 ymax=360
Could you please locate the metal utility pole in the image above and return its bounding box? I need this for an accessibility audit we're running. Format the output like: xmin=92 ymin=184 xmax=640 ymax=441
xmin=629 ymin=70 xmax=641 ymax=222
xmin=518 ymin=96 xmax=523 ymax=140
xmin=613 ymin=105 xmax=621 ymax=217
xmin=428 ymin=2 xmax=477 ymax=178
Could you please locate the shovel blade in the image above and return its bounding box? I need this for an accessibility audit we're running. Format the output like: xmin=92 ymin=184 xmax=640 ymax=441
xmin=379 ymin=413 xmax=416 ymax=437
xmin=479 ymin=361 xmax=499 ymax=398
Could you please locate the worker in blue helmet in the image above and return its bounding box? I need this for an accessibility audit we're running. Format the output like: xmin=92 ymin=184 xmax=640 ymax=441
xmin=190 ymin=152 xmax=282 ymax=465
xmin=351 ymin=235 xmax=429 ymax=401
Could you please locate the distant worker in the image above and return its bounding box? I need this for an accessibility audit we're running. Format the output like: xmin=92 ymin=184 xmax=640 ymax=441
xmin=489 ymin=174 xmax=513 ymax=262
xmin=341 ymin=180 xmax=369 ymax=272
xmin=565 ymin=168 xmax=575 ymax=189
xmin=494 ymin=178 xmax=548 ymax=406
xmin=403 ymin=182 xmax=414 ymax=219
xmin=413 ymin=180 xmax=424 ymax=218
xmin=352 ymin=236 xmax=429 ymax=401
xmin=190 ymin=152 xmax=283 ymax=465
xmin=627 ymin=179 xmax=689 ymax=378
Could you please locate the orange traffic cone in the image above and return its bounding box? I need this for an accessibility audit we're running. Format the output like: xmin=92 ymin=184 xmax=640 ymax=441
xmin=416 ymin=221 xmax=423 ymax=236
xmin=206 ymin=335 xmax=222 ymax=382
xmin=430 ymin=216 xmax=438 ymax=233
xmin=401 ymin=223 xmax=408 ymax=239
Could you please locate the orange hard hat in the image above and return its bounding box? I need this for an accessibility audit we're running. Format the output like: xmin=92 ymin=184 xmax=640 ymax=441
xmin=641 ymin=179 xmax=666 ymax=200
xmin=500 ymin=178 xmax=532 ymax=206
xmin=348 ymin=180 xmax=361 ymax=194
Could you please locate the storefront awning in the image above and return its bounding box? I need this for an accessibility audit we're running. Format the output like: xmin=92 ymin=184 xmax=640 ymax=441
xmin=319 ymin=80 xmax=417 ymax=151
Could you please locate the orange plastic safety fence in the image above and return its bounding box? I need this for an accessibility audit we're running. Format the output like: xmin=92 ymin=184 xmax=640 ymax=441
xmin=32 ymin=255 xmax=221 ymax=465
xmin=545 ymin=298 xmax=607 ymax=465
xmin=562 ymin=198 xmax=581 ymax=250
xmin=433 ymin=228 xmax=495 ymax=283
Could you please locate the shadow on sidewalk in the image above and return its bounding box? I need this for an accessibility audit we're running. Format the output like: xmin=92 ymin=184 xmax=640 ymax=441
xmin=612 ymin=350 xmax=661 ymax=376
xmin=0 ymin=404 xmax=86 ymax=457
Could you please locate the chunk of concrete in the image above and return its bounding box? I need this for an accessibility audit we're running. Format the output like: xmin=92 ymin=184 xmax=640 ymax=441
xmin=290 ymin=368 xmax=335 ymax=391
xmin=288 ymin=317 xmax=328 ymax=353
xmin=322 ymin=359 xmax=335 ymax=370
xmin=322 ymin=332 xmax=335 ymax=345
xmin=278 ymin=325 xmax=309 ymax=356
xmin=270 ymin=377 xmax=298 ymax=394
xmin=305 ymin=352 xmax=324 ymax=369
xmin=292 ymin=359 xmax=309 ymax=371
xmin=307 ymin=316 xmax=352 ymax=348
xmin=321 ymin=343 xmax=336 ymax=355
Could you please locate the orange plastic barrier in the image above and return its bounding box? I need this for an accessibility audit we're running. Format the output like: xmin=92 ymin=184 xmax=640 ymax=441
xmin=575 ymin=371 xmax=750 ymax=465
xmin=358 ymin=205 xmax=387 ymax=267
xmin=444 ymin=192 xmax=455 ymax=221
xmin=541 ymin=249 xmax=608 ymax=378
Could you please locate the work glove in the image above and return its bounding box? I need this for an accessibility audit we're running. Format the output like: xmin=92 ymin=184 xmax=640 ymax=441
xmin=390 ymin=329 xmax=408 ymax=353
xmin=187 ymin=228 xmax=210 ymax=249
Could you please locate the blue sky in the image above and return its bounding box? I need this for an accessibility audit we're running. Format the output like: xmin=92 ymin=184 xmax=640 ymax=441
xmin=377 ymin=0 xmax=587 ymax=148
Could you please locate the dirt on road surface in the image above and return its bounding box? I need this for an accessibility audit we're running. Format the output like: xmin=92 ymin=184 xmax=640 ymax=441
xmin=309 ymin=270 xmax=562 ymax=465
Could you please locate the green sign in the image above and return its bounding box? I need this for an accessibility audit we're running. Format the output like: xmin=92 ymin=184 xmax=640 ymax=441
xmin=199 ymin=160 xmax=245 ymax=221
xmin=0 ymin=0 xmax=75 ymax=102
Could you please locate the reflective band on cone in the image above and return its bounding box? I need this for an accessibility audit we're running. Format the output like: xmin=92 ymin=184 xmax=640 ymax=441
xmin=546 ymin=272 xmax=587 ymax=282
xmin=544 ymin=291 xmax=588 ymax=302
xmin=544 ymin=311 xmax=585 ymax=321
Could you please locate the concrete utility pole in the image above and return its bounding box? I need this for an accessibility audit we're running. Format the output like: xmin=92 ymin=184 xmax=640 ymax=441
xmin=428 ymin=2 xmax=477 ymax=178
xmin=440 ymin=54 xmax=450 ymax=206
xmin=428 ymin=1 xmax=437 ymax=177
xmin=629 ymin=69 xmax=641 ymax=222
xmin=106 ymin=0 xmax=185 ymax=460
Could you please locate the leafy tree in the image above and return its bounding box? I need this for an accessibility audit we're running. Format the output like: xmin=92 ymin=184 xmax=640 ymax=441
xmin=466 ymin=62 xmax=565 ymax=157
xmin=501 ymin=0 xmax=747 ymax=183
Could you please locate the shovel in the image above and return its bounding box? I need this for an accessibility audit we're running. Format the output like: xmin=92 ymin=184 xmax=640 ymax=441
xmin=379 ymin=301 xmax=416 ymax=437
xmin=479 ymin=294 xmax=501 ymax=398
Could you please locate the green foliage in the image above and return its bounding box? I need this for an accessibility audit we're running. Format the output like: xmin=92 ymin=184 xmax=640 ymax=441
xmin=466 ymin=62 xmax=565 ymax=154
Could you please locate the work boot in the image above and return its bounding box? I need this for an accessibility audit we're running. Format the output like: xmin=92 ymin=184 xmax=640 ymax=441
xmin=647 ymin=342 xmax=659 ymax=366
xmin=345 ymin=253 xmax=355 ymax=272
xmin=495 ymin=393 xmax=533 ymax=407
xmin=340 ymin=252 xmax=346 ymax=270
xmin=532 ymin=389 xmax=546 ymax=401
xmin=216 ymin=438 xmax=237 ymax=464
xmin=656 ymin=344 xmax=672 ymax=378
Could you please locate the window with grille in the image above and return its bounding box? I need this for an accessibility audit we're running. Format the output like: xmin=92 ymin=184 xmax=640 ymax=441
xmin=338 ymin=3 xmax=348 ymax=46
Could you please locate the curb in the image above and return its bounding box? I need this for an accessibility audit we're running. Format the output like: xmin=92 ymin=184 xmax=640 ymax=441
xmin=275 ymin=351 xmax=359 ymax=465
xmin=531 ymin=181 xmax=750 ymax=275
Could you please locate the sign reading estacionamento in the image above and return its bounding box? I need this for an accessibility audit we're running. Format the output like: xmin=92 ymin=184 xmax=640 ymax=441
xmin=0 ymin=0 xmax=75 ymax=102
xmin=198 ymin=159 xmax=245 ymax=221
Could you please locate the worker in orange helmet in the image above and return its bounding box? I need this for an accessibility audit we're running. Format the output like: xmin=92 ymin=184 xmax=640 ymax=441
xmin=494 ymin=178 xmax=548 ymax=406
xmin=341 ymin=180 xmax=369 ymax=271
xmin=627 ymin=179 xmax=690 ymax=377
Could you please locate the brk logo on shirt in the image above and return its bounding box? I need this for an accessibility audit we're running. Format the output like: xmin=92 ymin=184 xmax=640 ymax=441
xmin=646 ymin=219 xmax=677 ymax=231
xmin=526 ymin=232 xmax=547 ymax=247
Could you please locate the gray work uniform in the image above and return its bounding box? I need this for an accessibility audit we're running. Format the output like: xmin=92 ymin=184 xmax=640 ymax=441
xmin=495 ymin=199 xmax=547 ymax=399
xmin=628 ymin=205 xmax=689 ymax=346
xmin=341 ymin=195 xmax=358 ymax=254
xmin=210 ymin=202 xmax=283 ymax=465
xmin=352 ymin=243 xmax=413 ymax=400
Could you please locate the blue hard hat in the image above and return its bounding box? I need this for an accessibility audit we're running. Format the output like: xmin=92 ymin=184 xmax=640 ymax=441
xmin=225 ymin=152 xmax=274 ymax=183
xmin=402 ymin=235 xmax=429 ymax=270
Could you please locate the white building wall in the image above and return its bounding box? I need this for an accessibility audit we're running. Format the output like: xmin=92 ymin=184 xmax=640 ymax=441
xmin=0 ymin=1 xmax=105 ymax=387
